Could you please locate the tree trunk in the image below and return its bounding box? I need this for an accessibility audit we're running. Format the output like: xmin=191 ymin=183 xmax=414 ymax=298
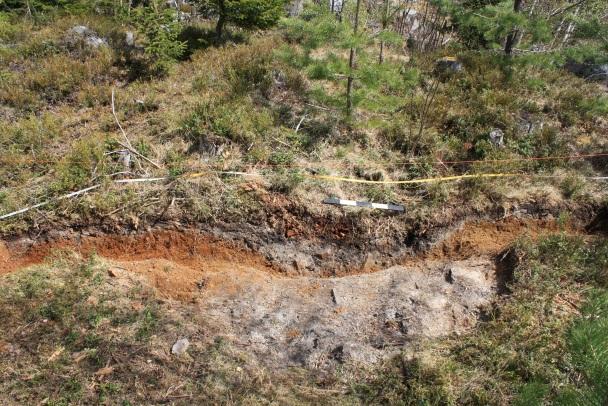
xmin=504 ymin=0 xmax=524 ymax=55
xmin=346 ymin=0 xmax=362 ymax=115
xmin=216 ymin=0 xmax=226 ymax=38
xmin=561 ymin=6 xmax=580 ymax=46
xmin=25 ymin=0 xmax=32 ymax=17
xmin=379 ymin=0 xmax=389 ymax=64
xmin=339 ymin=0 xmax=347 ymax=22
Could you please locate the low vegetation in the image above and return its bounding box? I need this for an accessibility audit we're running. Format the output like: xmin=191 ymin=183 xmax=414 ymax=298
xmin=0 ymin=0 xmax=606 ymax=233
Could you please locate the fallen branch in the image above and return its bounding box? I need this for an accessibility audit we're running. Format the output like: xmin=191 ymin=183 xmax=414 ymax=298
xmin=112 ymin=89 xmax=162 ymax=170
xmin=112 ymin=88 xmax=146 ymax=173
xmin=304 ymin=102 xmax=334 ymax=111
xmin=114 ymin=177 xmax=167 ymax=183
xmin=270 ymin=136 xmax=292 ymax=148
xmin=550 ymin=0 xmax=589 ymax=17
xmin=0 ymin=185 xmax=101 ymax=220
xmin=295 ymin=114 xmax=307 ymax=133
xmin=111 ymin=88 xmax=133 ymax=150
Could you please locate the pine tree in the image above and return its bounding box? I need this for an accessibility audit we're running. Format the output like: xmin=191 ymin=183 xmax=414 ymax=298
xmin=194 ymin=0 xmax=288 ymax=38
xmin=281 ymin=3 xmax=413 ymax=116
xmin=132 ymin=0 xmax=186 ymax=75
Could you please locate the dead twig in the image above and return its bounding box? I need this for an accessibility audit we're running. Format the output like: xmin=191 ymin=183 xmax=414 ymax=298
xmin=304 ymin=102 xmax=334 ymax=111
xmin=295 ymin=114 xmax=307 ymax=133
xmin=111 ymin=88 xmax=162 ymax=170
xmin=550 ymin=0 xmax=589 ymax=17
xmin=271 ymin=136 xmax=292 ymax=148
xmin=116 ymin=141 xmax=162 ymax=170
xmin=111 ymin=88 xmax=134 ymax=151
xmin=0 ymin=185 xmax=101 ymax=220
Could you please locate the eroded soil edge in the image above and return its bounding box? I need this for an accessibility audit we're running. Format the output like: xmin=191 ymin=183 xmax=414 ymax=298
xmin=0 ymin=214 xmax=594 ymax=367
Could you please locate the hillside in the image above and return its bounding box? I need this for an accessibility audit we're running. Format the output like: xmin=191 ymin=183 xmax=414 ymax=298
xmin=0 ymin=0 xmax=607 ymax=404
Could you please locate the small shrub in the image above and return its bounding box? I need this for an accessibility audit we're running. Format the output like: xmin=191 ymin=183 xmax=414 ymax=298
xmin=268 ymin=150 xmax=295 ymax=166
xmin=554 ymin=291 xmax=608 ymax=404
xmin=0 ymin=12 xmax=29 ymax=42
xmin=364 ymin=185 xmax=395 ymax=203
xmin=560 ymin=174 xmax=585 ymax=199
xmin=269 ymin=170 xmax=304 ymax=194
xmin=425 ymin=181 xmax=450 ymax=204
xmin=307 ymin=62 xmax=332 ymax=80
xmin=181 ymin=98 xmax=273 ymax=149
xmin=136 ymin=305 xmax=159 ymax=340
xmin=164 ymin=149 xmax=186 ymax=177
xmin=191 ymin=37 xmax=279 ymax=97
xmin=132 ymin=0 xmax=186 ymax=76
xmin=380 ymin=121 xmax=440 ymax=157
xmin=0 ymin=46 xmax=113 ymax=109
xmin=52 ymin=138 xmax=105 ymax=193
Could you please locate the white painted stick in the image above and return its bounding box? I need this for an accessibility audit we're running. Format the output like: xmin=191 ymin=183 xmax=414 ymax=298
xmin=322 ymin=197 xmax=404 ymax=212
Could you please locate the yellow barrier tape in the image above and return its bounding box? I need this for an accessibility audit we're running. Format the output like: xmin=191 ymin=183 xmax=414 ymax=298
xmin=182 ymin=170 xmax=606 ymax=185
xmin=186 ymin=171 xmax=261 ymax=179
xmin=306 ymin=173 xmax=519 ymax=184
xmin=184 ymin=170 xmax=519 ymax=184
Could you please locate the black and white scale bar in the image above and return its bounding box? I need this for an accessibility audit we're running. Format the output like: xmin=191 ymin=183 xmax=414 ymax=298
xmin=322 ymin=197 xmax=404 ymax=212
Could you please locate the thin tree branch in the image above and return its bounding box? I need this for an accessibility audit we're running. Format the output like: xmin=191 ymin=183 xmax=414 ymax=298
xmin=111 ymin=88 xmax=162 ymax=170
xmin=550 ymin=0 xmax=589 ymax=17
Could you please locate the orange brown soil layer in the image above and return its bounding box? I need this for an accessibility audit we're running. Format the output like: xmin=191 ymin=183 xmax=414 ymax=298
xmin=1 ymin=217 xmax=579 ymax=280
xmin=0 ymin=230 xmax=275 ymax=276
xmin=418 ymin=217 xmax=577 ymax=261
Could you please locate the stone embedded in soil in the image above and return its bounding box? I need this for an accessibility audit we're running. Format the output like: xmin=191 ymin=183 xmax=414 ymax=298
xmin=293 ymin=253 xmax=313 ymax=271
xmin=330 ymin=288 xmax=340 ymax=305
xmin=171 ymin=338 xmax=190 ymax=356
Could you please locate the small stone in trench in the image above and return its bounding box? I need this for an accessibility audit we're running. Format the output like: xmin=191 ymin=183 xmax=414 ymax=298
xmin=489 ymin=129 xmax=504 ymax=148
xmin=171 ymin=338 xmax=190 ymax=356
xmin=331 ymin=288 xmax=340 ymax=305
xmin=444 ymin=268 xmax=454 ymax=284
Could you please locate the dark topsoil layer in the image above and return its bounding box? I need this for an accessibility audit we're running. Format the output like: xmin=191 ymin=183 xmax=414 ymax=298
xmin=1 ymin=194 xmax=605 ymax=276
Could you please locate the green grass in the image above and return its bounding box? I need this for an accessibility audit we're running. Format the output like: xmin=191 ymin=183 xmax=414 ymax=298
xmin=554 ymin=291 xmax=608 ymax=404
xmin=0 ymin=7 xmax=606 ymax=235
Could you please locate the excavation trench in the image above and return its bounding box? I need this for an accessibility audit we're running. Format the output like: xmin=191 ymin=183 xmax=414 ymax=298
xmin=0 ymin=218 xmax=579 ymax=367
